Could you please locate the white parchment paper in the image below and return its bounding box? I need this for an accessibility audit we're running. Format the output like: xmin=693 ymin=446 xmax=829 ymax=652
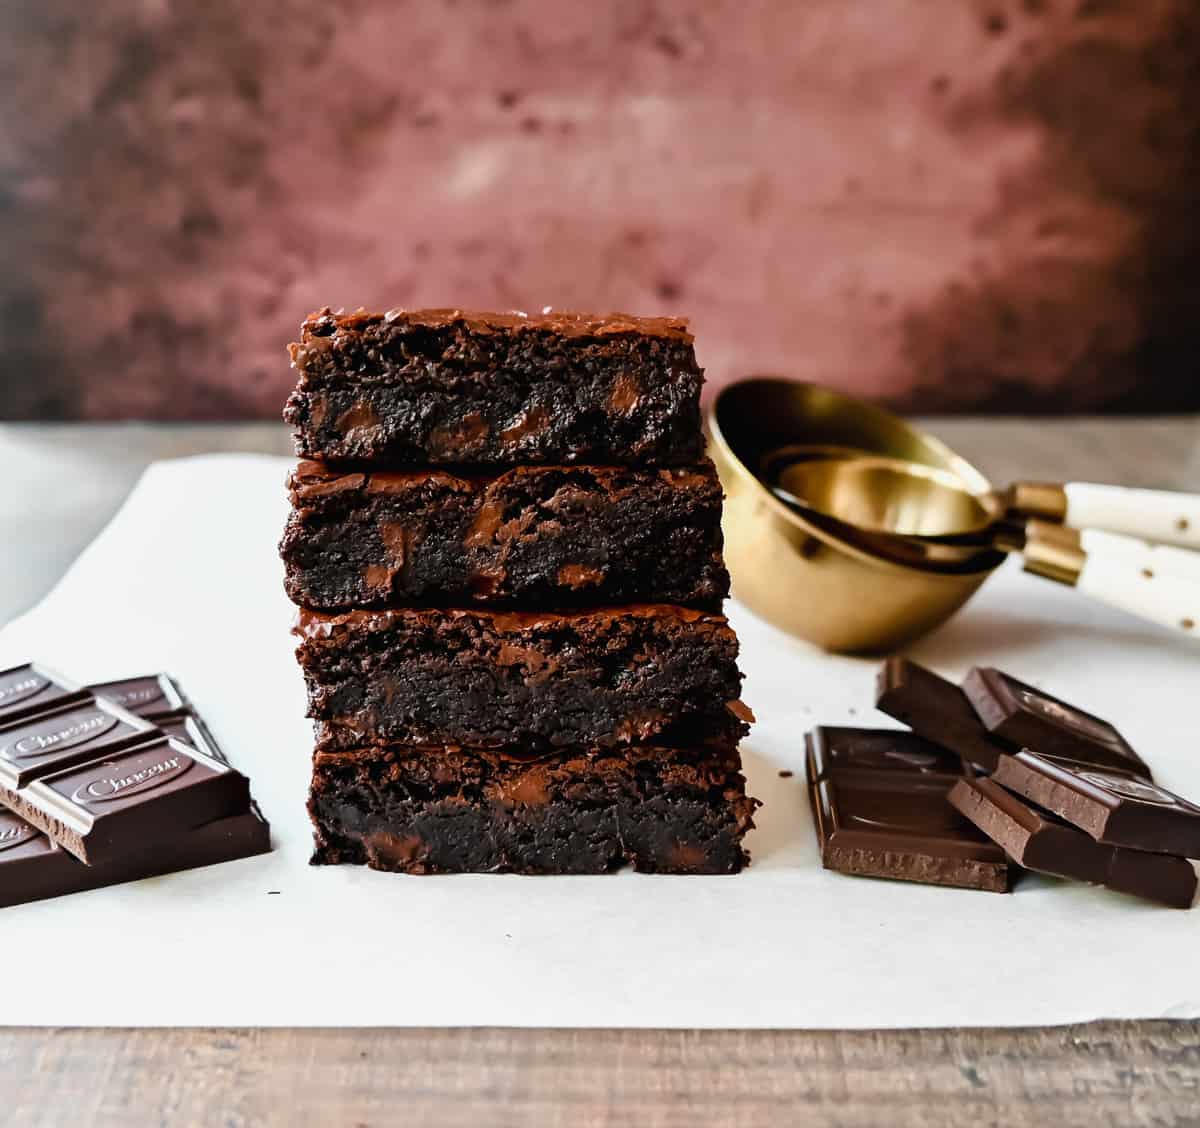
xmin=1 ymin=454 xmax=1197 ymax=1028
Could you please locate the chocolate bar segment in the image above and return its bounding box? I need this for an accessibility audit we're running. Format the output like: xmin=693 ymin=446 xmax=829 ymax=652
xmin=280 ymin=460 xmax=730 ymax=611
xmin=963 ymin=667 xmax=1148 ymax=775
xmin=875 ymin=658 xmax=1006 ymax=771
xmin=2 ymin=737 xmax=250 ymax=865
xmin=0 ymin=663 xmax=87 ymax=726
xmin=992 ymin=750 xmax=1200 ymax=857
xmin=0 ymin=695 xmax=160 ymax=789
xmin=949 ymin=776 xmax=1198 ymax=909
xmin=285 ymin=308 xmax=705 ymax=466
xmin=295 ymin=604 xmax=748 ymax=753
xmin=310 ymin=742 xmax=757 ymax=875
xmin=0 ymin=804 xmax=270 ymax=910
xmin=153 ymin=709 xmax=224 ymax=763
xmin=805 ymin=727 xmax=1012 ymax=893
xmin=85 ymin=674 xmax=188 ymax=718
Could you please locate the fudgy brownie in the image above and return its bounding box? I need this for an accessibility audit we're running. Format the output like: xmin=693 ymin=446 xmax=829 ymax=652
xmin=280 ymin=459 xmax=730 ymax=611
xmin=284 ymin=308 xmax=704 ymax=466
xmin=309 ymin=743 xmax=759 ymax=874
xmin=294 ymin=604 xmax=750 ymax=753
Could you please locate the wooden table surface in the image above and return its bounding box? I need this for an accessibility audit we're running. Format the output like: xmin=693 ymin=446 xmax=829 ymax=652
xmin=1 ymin=418 xmax=1198 ymax=1127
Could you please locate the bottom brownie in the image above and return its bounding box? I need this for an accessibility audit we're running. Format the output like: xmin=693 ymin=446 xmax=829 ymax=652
xmin=309 ymin=744 xmax=758 ymax=874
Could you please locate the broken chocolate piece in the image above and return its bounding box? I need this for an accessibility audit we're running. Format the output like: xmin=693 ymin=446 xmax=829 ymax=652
xmin=875 ymin=657 xmax=1007 ymax=771
xmin=963 ymin=667 xmax=1149 ymax=775
xmin=992 ymin=750 xmax=1200 ymax=857
xmin=805 ymin=726 xmax=1012 ymax=893
xmin=949 ymin=776 xmax=1198 ymax=908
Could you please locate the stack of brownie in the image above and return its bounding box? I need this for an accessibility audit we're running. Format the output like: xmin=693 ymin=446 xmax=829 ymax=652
xmin=281 ymin=308 xmax=758 ymax=874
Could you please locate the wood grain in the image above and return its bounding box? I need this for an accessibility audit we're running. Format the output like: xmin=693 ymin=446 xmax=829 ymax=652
xmin=1 ymin=1023 xmax=1198 ymax=1127
xmin=1 ymin=421 xmax=1198 ymax=1126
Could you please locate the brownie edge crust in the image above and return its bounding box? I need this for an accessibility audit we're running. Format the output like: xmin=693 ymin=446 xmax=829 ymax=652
xmin=309 ymin=744 xmax=759 ymax=874
xmin=284 ymin=307 xmax=705 ymax=466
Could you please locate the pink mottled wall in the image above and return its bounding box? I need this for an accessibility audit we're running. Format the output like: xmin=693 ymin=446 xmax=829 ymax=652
xmin=0 ymin=0 xmax=1197 ymax=418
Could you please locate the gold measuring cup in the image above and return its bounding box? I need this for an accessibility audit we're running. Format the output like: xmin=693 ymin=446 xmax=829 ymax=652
xmin=708 ymin=379 xmax=1004 ymax=653
xmin=766 ymin=452 xmax=1200 ymax=640
xmin=762 ymin=449 xmax=1006 ymax=568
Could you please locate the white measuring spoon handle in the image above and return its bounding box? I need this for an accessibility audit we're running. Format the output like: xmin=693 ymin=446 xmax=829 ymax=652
xmin=1064 ymin=483 xmax=1200 ymax=548
xmin=1077 ymin=529 xmax=1200 ymax=583
xmin=1075 ymin=548 xmax=1199 ymax=639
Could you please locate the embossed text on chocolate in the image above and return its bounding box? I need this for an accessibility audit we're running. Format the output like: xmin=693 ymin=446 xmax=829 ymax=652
xmin=0 ymin=675 xmax=46 ymax=705
xmin=9 ymin=713 xmax=116 ymax=759
xmin=71 ymin=754 xmax=192 ymax=804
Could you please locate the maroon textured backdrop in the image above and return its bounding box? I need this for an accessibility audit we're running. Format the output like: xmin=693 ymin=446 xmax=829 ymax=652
xmin=1 ymin=0 xmax=1197 ymax=419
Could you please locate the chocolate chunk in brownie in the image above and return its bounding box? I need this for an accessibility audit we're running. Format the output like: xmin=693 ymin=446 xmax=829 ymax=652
xmin=309 ymin=743 xmax=759 ymax=874
xmin=284 ymin=308 xmax=704 ymax=466
xmin=280 ymin=459 xmax=730 ymax=611
xmin=294 ymin=604 xmax=750 ymax=753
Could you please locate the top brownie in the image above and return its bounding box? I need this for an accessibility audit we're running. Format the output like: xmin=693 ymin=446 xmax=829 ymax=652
xmin=284 ymin=308 xmax=705 ymax=466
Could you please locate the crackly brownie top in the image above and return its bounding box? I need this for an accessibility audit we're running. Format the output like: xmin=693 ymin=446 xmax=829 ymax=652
xmin=297 ymin=306 xmax=693 ymax=343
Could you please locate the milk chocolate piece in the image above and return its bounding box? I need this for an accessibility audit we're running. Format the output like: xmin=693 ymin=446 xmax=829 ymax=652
xmin=805 ymin=726 xmax=1012 ymax=893
xmin=0 ymin=805 xmax=270 ymax=910
xmin=0 ymin=695 xmax=160 ymax=789
xmin=1 ymin=737 xmax=251 ymax=865
xmin=992 ymin=750 xmax=1200 ymax=858
xmin=963 ymin=667 xmax=1149 ymax=775
xmin=0 ymin=663 xmax=87 ymax=726
xmin=949 ymin=776 xmax=1198 ymax=908
xmin=85 ymin=674 xmax=188 ymax=718
xmin=285 ymin=307 xmax=704 ymax=466
xmin=875 ymin=658 xmax=1007 ymax=771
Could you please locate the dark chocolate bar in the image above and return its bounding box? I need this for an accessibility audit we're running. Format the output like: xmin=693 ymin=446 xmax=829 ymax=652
xmin=0 ymin=663 xmax=87 ymax=726
xmin=805 ymin=726 xmax=1013 ymax=893
xmin=963 ymin=667 xmax=1149 ymax=775
xmin=992 ymin=750 xmax=1200 ymax=857
xmin=875 ymin=658 xmax=1007 ymax=771
xmin=0 ymin=695 xmax=161 ymax=790
xmin=0 ymin=802 xmax=270 ymax=910
xmin=1 ymin=736 xmax=250 ymax=865
xmin=949 ymin=776 xmax=1198 ymax=909
xmin=85 ymin=674 xmax=189 ymax=719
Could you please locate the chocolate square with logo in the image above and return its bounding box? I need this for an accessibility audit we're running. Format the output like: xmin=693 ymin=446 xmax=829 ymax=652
xmin=0 ymin=663 xmax=88 ymax=727
xmin=962 ymin=667 xmax=1149 ymax=775
xmin=12 ymin=737 xmax=251 ymax=865
xmin=85 ymin=674 xmax=189 ymax=719
xmin=805 ymin=727 xmax=1011 ymax=893
xmin=0 ymin=807 xmax=54 ymax=863
xmin=0 ymin=696 xmax=161 ymax=789
xmin=992 ymin=749 xmax=1200 ymax=858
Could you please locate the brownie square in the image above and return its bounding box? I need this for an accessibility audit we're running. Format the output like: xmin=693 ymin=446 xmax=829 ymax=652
xmin=280 ymin=459 xmax=729 ymax=611
xmin=309 ymin=743 xmax=758 ymax=874
xmin=294 ymin=604 xmax=750 ymax=753
xmin=284 ymin=308 xmax=705 ymax=466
